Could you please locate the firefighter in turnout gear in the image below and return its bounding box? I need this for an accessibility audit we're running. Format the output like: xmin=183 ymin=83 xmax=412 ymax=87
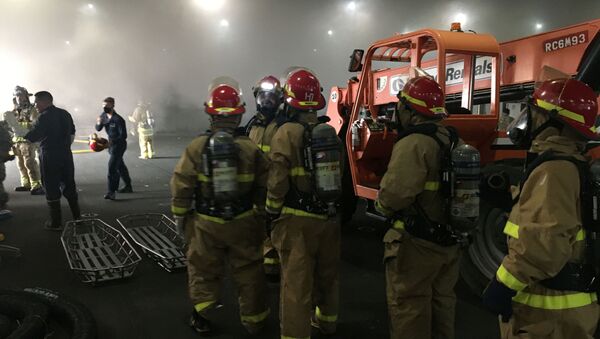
xmin=170 ymin=76 xmax=270 ymax=336
xmin=4 ymin=86 xmax=44 ymax=195
xmin=266 ymin=67 xmax=342 ymax=338
xmin=482 ymin=78 xmax=600 ymax=338
xmin=375 ymin=76 xmax=461 ymax=339
xmin=247 ymin=75 xmax=284 ymax=280
xmin=129 ymin=101 xmax=155 ymax=159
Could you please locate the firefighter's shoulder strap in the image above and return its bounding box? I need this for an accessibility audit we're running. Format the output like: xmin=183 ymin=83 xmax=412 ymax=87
xmin=396 ymin=123 xmax=458 ymax=150
xmin=243 ymin=115 xmax=259 ymax=136
xmin=513 ymin=150 xmax=588 ymax=206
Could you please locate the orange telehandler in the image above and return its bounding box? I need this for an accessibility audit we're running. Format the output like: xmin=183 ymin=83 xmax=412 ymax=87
xmin=326 ymin=19 xmax=600 ymax=293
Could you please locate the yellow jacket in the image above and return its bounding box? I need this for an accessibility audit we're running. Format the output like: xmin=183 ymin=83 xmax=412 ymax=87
xmin=497 ymin=134 xmax=597 ymax=310
xmin=375 ymin=121 xmax=451 ymax=226
xmin=170 ymin=132 xmax=269 ymax=222
xmin=248 ymin=119 xmax=278 ymax=154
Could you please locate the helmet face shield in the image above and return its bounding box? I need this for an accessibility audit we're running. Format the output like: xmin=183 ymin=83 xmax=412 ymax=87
xmin=507 ymin=104 xmax=532 ymax=148
xmin=256 ymin=91 xmax=280 ymax=117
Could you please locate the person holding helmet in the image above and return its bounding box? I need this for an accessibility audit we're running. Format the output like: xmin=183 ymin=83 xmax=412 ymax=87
xmin=170 ymin=76 xmax=270 ymax=336
xmin=247 ymin=75 xmax=284 ymax=281
xmin=95 ymin=97 xmax=133 ymax=199
xmin=482 ymin=78 xmax=600 ymax=338
xmin=266 ymin=67 xmax=343 ymax=338
xmin=4 ymin=86 xmax=44 ymax=195
xmin=374 ymin=76 xmax=460 ymax=339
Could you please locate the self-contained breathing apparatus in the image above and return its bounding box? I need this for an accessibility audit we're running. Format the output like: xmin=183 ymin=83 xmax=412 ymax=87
xmin=284 ymin=121 xmax=343 ymax=218
xmin=196 ymin=131 xmax=252 ymax=220
xmin=513 ymin=151 xmax=600 ymax=294
xmin=392 ymin=124 xmax=480 ymax=247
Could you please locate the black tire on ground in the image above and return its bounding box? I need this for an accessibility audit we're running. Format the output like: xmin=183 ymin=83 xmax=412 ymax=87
xmin=0 ymin=288 xmax=97 ymax=339
xmin=0 ymin=295 xmax=48 ymax=339
xmin=462 ymin=202 xmax=511 ymax=296
xmin=460 ymin=160 xmax=523 ymax=296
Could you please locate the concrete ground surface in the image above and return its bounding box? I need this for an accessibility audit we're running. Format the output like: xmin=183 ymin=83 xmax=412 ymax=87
xmin=0 ymin=134 xmax=499 ymax=339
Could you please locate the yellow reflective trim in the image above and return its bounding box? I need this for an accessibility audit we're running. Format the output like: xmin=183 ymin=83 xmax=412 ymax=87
xmin=197 ymin=209 xmax=254 ymax=224
xmin=281 ymin=336 xmax=309 ymax=339
xmin=284 ymin=85 xmax=296 ymax=98
xmin=393 ymin=220 xmax=405 ymax=230
xmin=513 ymin=291 xmax=597 ymax=310
xmin=198 ymin=173 xmax=210 ymax=182
xmin=375 ymin=200 xmax=394 ymax=216
xmin=171 ymin=206 xmax=190 ymax=215
xmin=315 ymin=306 xmax=338 ymax=322
xmin=260 ymin=144 xmax=271 ymax=153
xmin=241 ymin=308 xmax=270 ymax=323
xmin=298 ymin=101 xmax=319 ymax=106
xmin=266 ymin=198 xmax=283 ymax=209
xmin=536 ymin=99 xmax=585 ymax=124
xmin=503 ymin=221 xmax=519 ymax=239
xmin=400 ymin=92 xmax=427 ymax=108
xmin=496 ymin=265 xmax=527 ymax=291
xmin=424 ymin=181 xmax=440 ymax=191
xmin=430 ymin=107 xmax=447 ymax=114
xmin=214 ymin=107 xmax=237 ymax=113
xmin=237 ymin=173 xmax=255 ymax=182
xmin=194 ymin=301 xmax=216 ymax=313
xmin=281 ymin=206 xmax=327 ymax=220
xmin=576 ymin=229 xmax=586 ymax=241
xmin=264 ymin=257 xmax=280 ymax=265
xmin=591 ymin=126 xmax=597 ymax=133
xmin=290 ymin=167 xmax=307 ymax=176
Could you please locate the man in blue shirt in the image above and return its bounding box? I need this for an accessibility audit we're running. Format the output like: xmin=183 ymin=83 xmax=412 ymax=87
xmin=24 ymin=91 xmax=80 ymax=230
xmin=95 ymin=97 xmax=132 ymax=200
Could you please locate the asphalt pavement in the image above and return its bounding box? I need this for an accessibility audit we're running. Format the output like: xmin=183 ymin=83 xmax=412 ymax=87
xmin=0 ymin=134 xmax=499 ymax=339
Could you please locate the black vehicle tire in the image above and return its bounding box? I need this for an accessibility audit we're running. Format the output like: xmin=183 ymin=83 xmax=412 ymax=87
xmin=460 ymin=160 xmax=523 ymax=296
xmin=0 ymin=295 xmax=47 ymax=339
xmin=0 ymin=288 xmax=97 ymax=339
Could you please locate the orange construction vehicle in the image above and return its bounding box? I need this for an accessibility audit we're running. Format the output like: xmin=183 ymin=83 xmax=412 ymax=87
xmin=326 ymin=19 xmax=600 ymax=293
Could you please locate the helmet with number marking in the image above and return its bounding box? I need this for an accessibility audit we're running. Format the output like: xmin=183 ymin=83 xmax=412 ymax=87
xmin=283 ymin=68 xmax=325 ymax=111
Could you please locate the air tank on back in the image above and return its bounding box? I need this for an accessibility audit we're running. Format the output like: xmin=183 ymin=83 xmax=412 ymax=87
xmin=207 ymin=131 xmax=239 ymax=211
xmin=311 ymin=123 xmax=343 ymax=215
xmin=450 ymin=143 xmax=480 ymax=231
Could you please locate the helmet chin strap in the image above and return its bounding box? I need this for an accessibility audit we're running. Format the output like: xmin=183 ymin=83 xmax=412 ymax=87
xmin=530 ymin=117 xmax=564 ymax=141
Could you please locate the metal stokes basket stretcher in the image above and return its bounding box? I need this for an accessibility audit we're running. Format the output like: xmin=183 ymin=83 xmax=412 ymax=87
xmin=116 ymin=214 xmax=186 ymax=272
xmin=61 ymin=218 xmax=142 ymax=284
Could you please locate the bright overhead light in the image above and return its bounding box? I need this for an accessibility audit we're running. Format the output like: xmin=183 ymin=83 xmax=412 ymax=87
xmin=195 ymin=0 xmax=225 ymax=12
xmin=219 ymin=19 xmax=229 ymax=27
xmin=87 ymin=3 xmax=94 ymax=9
xmin=535 ymin=23 xmax=543 ymax=30
xmin=327 ymin=29 xmax=333 ymax=36
xmin=454 ymin=12 xmax=467 ymax=25
xmin=346 ymin=1 xmax=356 ymax=11
xmin=65 ymin=40 xmax=71 ymax=45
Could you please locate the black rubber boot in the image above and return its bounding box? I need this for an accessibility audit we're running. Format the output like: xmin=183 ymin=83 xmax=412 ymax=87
xmin=67 ymin=197 xmax=81 ymax=220
xmin=44 ymin=200 xmax=63 ymax=231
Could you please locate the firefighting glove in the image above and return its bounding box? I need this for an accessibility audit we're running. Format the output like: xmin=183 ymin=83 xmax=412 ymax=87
xmin=481 ymin=278 xmax=517 ymax=323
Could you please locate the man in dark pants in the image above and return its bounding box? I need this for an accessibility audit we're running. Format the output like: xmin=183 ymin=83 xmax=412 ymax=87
xmin=23 ymin=91 xmax=80 ymax=231
xmin=95 ymin=97 xmax=132 ymax=200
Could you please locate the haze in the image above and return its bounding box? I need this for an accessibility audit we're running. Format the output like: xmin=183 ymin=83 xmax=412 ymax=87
xmin=0 ymin=0 xmax=598 ymax=133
